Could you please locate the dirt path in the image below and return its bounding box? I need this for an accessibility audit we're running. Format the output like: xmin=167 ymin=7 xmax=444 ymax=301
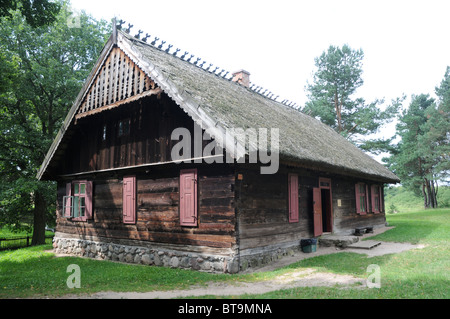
xmin=87 ymin=269 xmax=365 ymax=299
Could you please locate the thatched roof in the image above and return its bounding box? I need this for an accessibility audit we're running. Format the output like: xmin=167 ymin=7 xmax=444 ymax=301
xmin=37 ymin=29 xmax=399 ymax=183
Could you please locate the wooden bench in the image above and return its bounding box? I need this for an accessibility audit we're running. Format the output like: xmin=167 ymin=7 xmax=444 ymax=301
xmin=354 ymin=226 xmax=374 ymax=236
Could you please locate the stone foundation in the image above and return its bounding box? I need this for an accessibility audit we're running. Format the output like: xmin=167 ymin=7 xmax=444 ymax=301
xmin=53 ymin=236 xmax=307 ymax=274
xmin=238 ymin=241 xmax=303 ymax=272
xmin=53 ymin=237 xmax=239 ymax=274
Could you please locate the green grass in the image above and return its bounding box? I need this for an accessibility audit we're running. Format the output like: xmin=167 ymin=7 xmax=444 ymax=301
xmin=0 ymin=208 xmax=449 ymax=299
xmin=241 ymin=208 xmax=450 ymax=299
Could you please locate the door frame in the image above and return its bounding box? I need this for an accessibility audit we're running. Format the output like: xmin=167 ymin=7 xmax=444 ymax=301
xmin=319 ymin=177 xmax=333 ymax=233
xmin=313 ymin=177 xmax=333 ymax=236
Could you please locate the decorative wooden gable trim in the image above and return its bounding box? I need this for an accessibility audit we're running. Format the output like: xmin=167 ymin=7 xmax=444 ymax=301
xmin=75 ymin=47 xmax=160 ymax=119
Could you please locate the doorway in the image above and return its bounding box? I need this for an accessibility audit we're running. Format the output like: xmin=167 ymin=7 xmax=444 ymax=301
xmin=313 ymin=178 xmax=333 ymax=236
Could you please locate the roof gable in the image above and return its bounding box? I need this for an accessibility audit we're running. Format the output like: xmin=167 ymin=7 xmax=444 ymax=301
xmin=76 ymin=46 xmax=158 ymax=119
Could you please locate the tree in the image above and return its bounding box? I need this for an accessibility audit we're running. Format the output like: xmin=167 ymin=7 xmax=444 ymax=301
xmin=423 ymin=66 xmax=450 ymax=180
xmin=0 ymin=0 xmax=110 ymax=243
xmin=387 ymin=94 xmax=439 ymax=208
xmin=303 ymin=44 xmax=398 ymax=153
xmin=417 ymin=67 xmax=450 ymax=201
xmin=385 ymin=82 xmax=450 ymax=209
xmin=0 ymin=0 xmax=60 ymax=27
xmin=385 ymin=67 xmax=449 ymax=209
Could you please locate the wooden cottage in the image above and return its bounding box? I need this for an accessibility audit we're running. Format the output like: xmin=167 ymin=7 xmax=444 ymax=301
xmin=38 ymin=25 xmax=400 ymax=273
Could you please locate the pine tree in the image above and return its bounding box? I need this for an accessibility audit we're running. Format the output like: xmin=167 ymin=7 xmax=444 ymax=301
xmin=303 ymin=44 xmax=398 ymax=153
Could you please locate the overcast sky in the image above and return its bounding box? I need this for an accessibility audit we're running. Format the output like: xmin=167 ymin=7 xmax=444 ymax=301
xmin=70 ymin=0 xmax=450 ymax=140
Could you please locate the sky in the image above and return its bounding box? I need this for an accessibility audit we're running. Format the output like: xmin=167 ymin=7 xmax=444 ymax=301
xmin=70 ymin=0 xmax=450 ymax=140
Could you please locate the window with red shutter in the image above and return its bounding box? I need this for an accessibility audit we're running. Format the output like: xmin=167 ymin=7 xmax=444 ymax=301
xmin=288 ymin=173 xmax=299 ymax=223
xmin=63 ymin=181 xmax=93 ymax=221
xmin=123 ymin=176 xmax=136 ymax=224
xmin=180 ymin=169 xmax=198 ymax=226
xmin=355 ymin=183 xmax=367 ymax=215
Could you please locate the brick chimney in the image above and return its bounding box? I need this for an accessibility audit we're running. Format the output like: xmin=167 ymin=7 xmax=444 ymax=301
xmin=232 ymin=69 xmax=251 ymax=88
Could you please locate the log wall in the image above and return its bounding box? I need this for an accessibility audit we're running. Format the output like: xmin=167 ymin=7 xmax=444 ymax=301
xmin=56 ymin=165 xmax=236 ymax=253
xmin=236 ymin=165 xmax=387 ymax=262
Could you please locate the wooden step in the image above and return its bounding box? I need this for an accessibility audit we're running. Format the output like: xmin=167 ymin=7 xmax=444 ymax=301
xmin=347 ymin=240 xmax=382 ymax=250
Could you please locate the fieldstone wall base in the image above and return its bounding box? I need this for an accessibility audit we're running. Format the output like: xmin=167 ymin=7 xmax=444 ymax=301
xmin=53 ymin=237 xmax=239 ymax=274
xmin=53 ymin=237 xmax=307 ymax=274
xmin=239 ymin=245 xmax=302 ymax=272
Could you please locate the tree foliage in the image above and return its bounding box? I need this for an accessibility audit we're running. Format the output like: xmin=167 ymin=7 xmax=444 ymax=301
xmin=0 ymin=0 xmax=61 ymax=27
xmin=303 ymin=44 xmax=399 ymax=153
xmin=385 ymin=69 xmax=450 ymax=208
xmin=0 ymin=0 xmax=110 ymax=242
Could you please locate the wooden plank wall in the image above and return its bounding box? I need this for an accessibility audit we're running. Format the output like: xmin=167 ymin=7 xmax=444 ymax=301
xmin=56 ymin=165 xmax=236 ymax=250
xmin=332 ymin=177 xmax=386 ymax=233
xmin=236 ymin=165 xmax=387 ymax=252
xmin=60 ymin=93 xmax=212 ymax=176
xmin=236 ymin=166 xmax=316 ymax=253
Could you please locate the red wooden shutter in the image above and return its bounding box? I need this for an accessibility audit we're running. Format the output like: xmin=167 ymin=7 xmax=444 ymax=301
xmin=313 ymin=187 xmax=323 ymax=237
xmin=85 ymin=181 xmax=93 ymax=220
xmin=180 ymin=169 xmax=198 ymax=226
xmin=65 ymin=182 xmax=72 ymax=217
xmin=123 ymin=176 xmax=136 ymax=224
xmin=288 ymin=174 xmax=299 ymax=223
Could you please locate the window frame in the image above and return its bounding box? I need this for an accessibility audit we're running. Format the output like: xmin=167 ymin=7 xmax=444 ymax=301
xmin=63 ymin=180 xmax=92 ymax=221
xmin=355 ymin=182 xmax=368 ymax=215
xmin=117 ymin=118 xmax=130 ymax=137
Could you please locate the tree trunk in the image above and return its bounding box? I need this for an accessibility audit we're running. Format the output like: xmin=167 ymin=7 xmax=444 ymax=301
xmin=31 ymin=190 xmax=47 ymax=246
xmin=425 ymin=179 xmax=433 ymax=208
xmin=430 ymin=180 xmax=438 ymax=208
xmin=334 ymin=92 xmax=342 ymax=133
xmin=422 ymin=181 xmax=428 ymax=209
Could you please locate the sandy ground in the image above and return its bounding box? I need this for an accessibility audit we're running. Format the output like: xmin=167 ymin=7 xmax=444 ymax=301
xmin=61 ymin=226 xmax=426 ymax=299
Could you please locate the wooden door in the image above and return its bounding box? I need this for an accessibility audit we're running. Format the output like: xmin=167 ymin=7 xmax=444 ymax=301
xmin=123 ymin=176 xmax=136 ymax=224
xmin=180 ymin=169 xmax=198 ymax=226
xmin=313 ymin=187 xmax=323 ymax=237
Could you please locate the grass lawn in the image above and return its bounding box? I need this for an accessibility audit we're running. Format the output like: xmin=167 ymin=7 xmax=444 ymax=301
xmin=0 ymin=208 xmax=448 ymax=299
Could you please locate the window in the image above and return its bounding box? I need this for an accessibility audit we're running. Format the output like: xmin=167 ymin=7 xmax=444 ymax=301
xmin=118 ymin=118 xmax=130 ymax=137
xmin=371 ymin=185 xmax=382 ymax=214
xmin=102 ymin=124 xmax=107 ymax=141
xmin=288 ymin=173 xmax=299 ymax=223
xmin=355 ymin=183 xmax=368 ymax=215
xmin=63 ymin=181 xmax=93 ymax=221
